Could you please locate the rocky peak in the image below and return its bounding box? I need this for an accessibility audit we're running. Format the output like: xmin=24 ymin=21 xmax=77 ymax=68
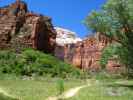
xmin=0 ymin=0 xmax=56 ymax=54
xmin=0 ymin=0 xmax=27 ymax=16
xmin=55 ymin=27 xmax=82 ymax=46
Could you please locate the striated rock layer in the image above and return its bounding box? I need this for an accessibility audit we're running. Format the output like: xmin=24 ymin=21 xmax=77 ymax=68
xmin=0 ymin=0 xmax=56 ymax=54
xmin=55 ymin=32 xmax=121 ymax=73
xmin=54 ymin=27 xmax=82 ymax=60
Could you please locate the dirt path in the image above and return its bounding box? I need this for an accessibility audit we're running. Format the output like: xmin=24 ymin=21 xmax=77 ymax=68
xmin=0 ymin=88 xmax=16 ymax=98
xmin=47 ymin=80 xmax=91 ymax=100
xmin=0 ymin=88 xmax=10 ymax=97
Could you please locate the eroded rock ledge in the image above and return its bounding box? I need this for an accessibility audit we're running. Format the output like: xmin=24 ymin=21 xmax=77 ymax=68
xmin=0 ymin=0 xmax=56 ymax=54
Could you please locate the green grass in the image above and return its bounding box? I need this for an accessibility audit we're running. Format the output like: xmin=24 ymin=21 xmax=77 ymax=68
xmin=0 ymin=93 xmax=18 ymax=100
xmin=0 ymin=78 xmax=132 ymax=100
xmin=68 ymin=79 xmax=133 ymax=100
xmin=0 ymin=79 xmax=85 ymax=100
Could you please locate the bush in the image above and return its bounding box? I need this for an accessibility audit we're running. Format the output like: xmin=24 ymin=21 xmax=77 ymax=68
xmin=56 ymin=78 xmax=64 ymax=95
xmin=100 ymin=44 xmax=120 ymax=69
xmin=0 ymin=49 xmax=81 ymax=78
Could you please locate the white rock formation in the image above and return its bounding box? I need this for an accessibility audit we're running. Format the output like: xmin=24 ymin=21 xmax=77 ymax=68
xmin=55 ymin=27 xmax=82 ymax=46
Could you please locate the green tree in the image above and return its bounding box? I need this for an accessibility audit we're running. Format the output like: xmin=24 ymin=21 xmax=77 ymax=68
xmin=84 ymin=0 xmax=133 ymax=77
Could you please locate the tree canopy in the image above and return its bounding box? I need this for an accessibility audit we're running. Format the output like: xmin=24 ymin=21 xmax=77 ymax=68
xmin=84 ymin=0 xmax=133 ymax=77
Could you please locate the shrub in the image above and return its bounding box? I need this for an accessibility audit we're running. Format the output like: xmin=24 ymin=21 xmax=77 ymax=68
xmin=0 ymin=49 xmax=81 ymax=78
xmin=56 ymin=78 xmax=64 ymax=95
xmin=100 ymin=44 xmax=120 ymax=69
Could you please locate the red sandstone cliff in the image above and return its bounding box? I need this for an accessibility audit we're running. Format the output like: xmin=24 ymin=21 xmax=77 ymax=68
xmin=55 ymin=31 xmax=121 ymax=72
xmin=0 ymin=0 xmax=56 ymax=54
xmin=0 ymin=1 xmax=121 ymax=72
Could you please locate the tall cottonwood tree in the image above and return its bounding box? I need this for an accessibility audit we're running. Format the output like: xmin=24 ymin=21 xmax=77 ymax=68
xmin=84 ymin=0 xmax=133 ymax=77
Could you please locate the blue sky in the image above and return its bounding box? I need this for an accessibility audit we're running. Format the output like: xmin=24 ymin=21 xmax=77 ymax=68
xmin=0 ymin=0 xmax=106 ymax=38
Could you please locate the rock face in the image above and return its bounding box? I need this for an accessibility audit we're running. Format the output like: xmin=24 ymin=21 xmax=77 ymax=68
xmin=55 ymin=27 xmax=82 ymax=46
xmin=55 ymin=31 xmax=121 ymax=72
xmin=0 ymin=0 xmax=121 ymax=72
xmin=0 ymin=0 xmax=56 ymax=54
xmin=54 ymin=27 xmax=82 ymax=60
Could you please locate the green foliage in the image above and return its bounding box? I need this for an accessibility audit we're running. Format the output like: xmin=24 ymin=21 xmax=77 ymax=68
xmin=85 ymin=0 xmax=133 ymax=77
xmin=0 ymin=49 xmax=81 ymax=78
xmin=0 ymin=51 xmax=19 ymax=74
xmin=84 ymin=11 xmax=113 ymax=35
xmin=56 ymin=78 xmax=64 ymax=95
xmin=100 ymin=44 xmax=121 ymax=68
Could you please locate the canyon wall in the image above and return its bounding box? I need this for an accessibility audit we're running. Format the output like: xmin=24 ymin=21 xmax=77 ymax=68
xmin=55 ymin=31 xmax=121 ymax=72
xmin=54 ymin=27 xmax=82 ymax=60
xmin=0 ymin=1 xmax=121 ymax=72
xmin=0 ymin=0 xmax=56 ymax=54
